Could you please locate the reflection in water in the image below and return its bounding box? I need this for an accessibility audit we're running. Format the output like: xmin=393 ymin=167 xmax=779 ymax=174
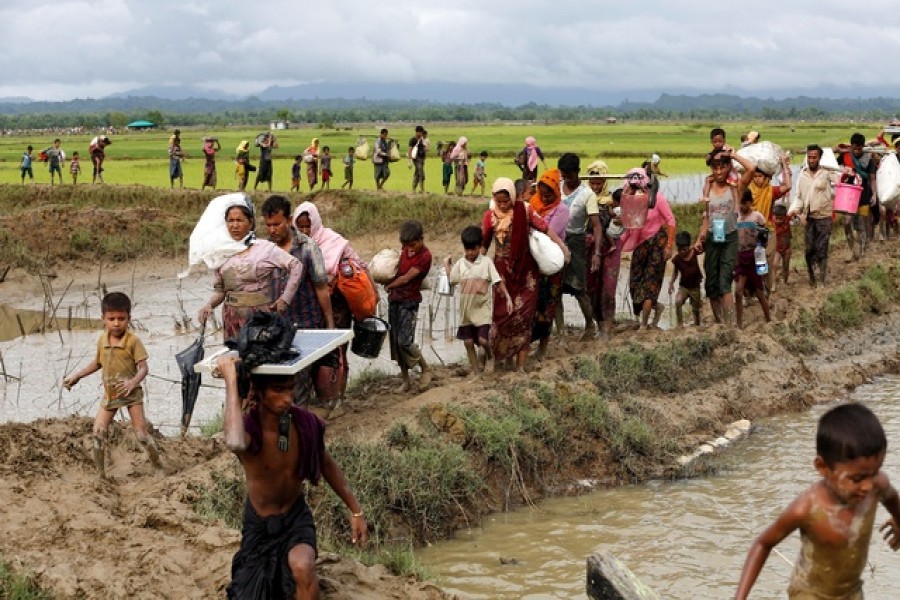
xmin=417 ymin=375 xmax=900 ymax=600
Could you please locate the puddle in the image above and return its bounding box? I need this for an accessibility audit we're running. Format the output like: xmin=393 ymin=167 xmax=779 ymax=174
xmin=0 ymin=304 xmax=103 ymax=342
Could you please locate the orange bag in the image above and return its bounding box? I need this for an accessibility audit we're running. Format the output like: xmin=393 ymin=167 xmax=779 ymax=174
xmin=336 ymin=259 xmax=378 ymax=320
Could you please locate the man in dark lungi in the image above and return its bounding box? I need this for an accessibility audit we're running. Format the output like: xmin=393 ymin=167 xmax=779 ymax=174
xmin=788 ymin=145 xmax=840 ymax=287
xmin=217 ymin=353 xmax=367 ymax=599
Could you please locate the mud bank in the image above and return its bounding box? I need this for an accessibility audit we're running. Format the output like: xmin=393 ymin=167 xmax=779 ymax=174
xmin=1 ymin=199 xmax=899 ymax=597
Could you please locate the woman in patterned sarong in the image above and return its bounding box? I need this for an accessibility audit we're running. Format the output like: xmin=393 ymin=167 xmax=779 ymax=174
xmin=482 ymin=177 xmax=568 ymax=371
xmin=619 ymin=167 xmax=676 ymax=330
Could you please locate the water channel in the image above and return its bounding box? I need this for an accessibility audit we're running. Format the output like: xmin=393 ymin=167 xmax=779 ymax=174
xmin=417 ymin=375 xmax=900 ymax=599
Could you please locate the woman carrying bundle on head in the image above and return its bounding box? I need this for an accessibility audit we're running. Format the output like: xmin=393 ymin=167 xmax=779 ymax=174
xmin=619 ymin=167 xmax=676 ymax=330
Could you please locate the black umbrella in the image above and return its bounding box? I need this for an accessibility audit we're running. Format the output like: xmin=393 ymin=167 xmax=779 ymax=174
xmin=175 ymin=323 xmax=205 ymax=435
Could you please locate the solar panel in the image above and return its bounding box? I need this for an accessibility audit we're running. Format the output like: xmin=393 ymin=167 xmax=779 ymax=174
xmin=195 ymin=329 xmax=354 ymax=376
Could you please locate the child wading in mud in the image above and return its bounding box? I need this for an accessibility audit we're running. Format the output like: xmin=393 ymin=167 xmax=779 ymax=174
xmin=735 ymin=403 xmax=900 ymax=599
xmin=64 ymin=292 xmax=161 ymax=478
xmin=216 ymin=353 xmax=367 ymax=599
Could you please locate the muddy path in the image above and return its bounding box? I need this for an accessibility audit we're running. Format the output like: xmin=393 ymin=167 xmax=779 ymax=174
xmin=0 ymin=232 xmax=899 ymax=599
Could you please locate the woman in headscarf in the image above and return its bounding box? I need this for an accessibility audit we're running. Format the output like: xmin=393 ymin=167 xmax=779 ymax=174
xmin=530 ymin=169 xmax=569 ymax=359
xmin=294 ymin=201 xmax=376 ymax=396
xmin=193 ymin=193 xmax=301 ymax=339
xmin=619 ymin=167 xmax=676 ymax=330
xmin=521 ymin=136 xmax=547 ymax=187
xmin=482 ymin=177 xmax=569 ymax=372
xmin=304 ymin=138 xmax=320 ymax=191
xmin=584 ymin=161 xmax=624 ymax=340
xmin=234 ymin=140 xmax=251 ymax=191
xmin=201 ymin=137 xmax=221 ymax=191
xmin=449 ymin=136 xmax=469 ymax=196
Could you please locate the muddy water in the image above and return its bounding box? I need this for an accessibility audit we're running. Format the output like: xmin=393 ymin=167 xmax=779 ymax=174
xmin=0 ymin=269 xmax=475 ymax=434
xmin=417 ymin=375 xmax=900 ymax=599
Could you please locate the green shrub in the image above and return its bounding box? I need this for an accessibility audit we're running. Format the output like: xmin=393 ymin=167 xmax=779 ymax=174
xmin=0 ymin=558 xmax=52 ymax=600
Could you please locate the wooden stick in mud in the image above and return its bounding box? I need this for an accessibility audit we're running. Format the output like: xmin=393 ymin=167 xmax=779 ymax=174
xmin=16 ymin=315 xmax=26 ymax=338
xmin=0 ymin=266 xmax=9 ymax=283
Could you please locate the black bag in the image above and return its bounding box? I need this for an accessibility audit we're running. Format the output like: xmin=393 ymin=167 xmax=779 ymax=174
xmin=225 ymin=312 xmax=298 ymax=397
xmin=514 ymin=149 xmax=527 ymax=172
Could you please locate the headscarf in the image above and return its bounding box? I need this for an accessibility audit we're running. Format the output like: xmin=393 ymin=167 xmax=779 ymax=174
xmin=179 ymin=193 xmax=256 ymax=277
xmin=624 ymin=166 xmax=650 ymax=192
xmin=490 ymin=177 xmax=530 ymax=286
xmin=585 ymin=159 xmax=611 ymax=202
xmin=525 ymin=136 xmax=539 ymax=172
xmin=490 ymin=177 xmax=516 ymax=245
xmin=449 ymin=136 xmax=468 ymax=160
xmin=530 ymin=168 xmax=562 ymax=218
xmin=294 ymin=201 xmax=348 ymax=276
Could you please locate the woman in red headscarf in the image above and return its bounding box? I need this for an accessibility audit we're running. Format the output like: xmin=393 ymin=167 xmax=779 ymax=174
xmin=529 ymin=169 xmax=570 ymax=359
xmin=482 ymin=177 xmax=568 ymax=371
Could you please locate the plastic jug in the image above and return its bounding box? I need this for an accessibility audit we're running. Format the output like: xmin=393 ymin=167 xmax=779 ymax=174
xmin=754 ymin=243 xmax=769 ymax=276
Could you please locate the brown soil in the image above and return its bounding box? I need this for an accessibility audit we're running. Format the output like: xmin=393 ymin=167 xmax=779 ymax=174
xmin=1 ymin=227 xmax=899 ymax=598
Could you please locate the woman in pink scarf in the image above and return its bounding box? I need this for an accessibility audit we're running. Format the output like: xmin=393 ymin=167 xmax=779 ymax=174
xmin=294 ymin=201 xmax=374 ymax=396
xmin=619 ymin=167 xmax=676 ymax=330
xmin=521 ymin=136 xmax=546 ymax=187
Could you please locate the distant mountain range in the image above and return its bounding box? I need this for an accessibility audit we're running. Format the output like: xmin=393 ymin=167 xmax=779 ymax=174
xmin=2 ymin=82 xmax=900 ymax=117
xmin=4 ymin=81 xmax=900 ymax=108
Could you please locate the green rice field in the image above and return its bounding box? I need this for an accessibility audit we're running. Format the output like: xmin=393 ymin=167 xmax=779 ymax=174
xmin=0 ymin=121 xmax=884 ymax=192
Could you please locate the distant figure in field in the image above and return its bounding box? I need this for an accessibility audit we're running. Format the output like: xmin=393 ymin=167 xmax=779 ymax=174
xmin=169 ymin=134 xmax=185 ymax=189
xmin=69 ymin=151 xmax=82 ymax=184
xmin=319 ymin=146 xmax=332 ymax=190
xmin=201 ymin=137 xmax=221 ymax=190
xmin=342 ymin=146 xmax=354 ymax=189
xmin=408 ymin=125 xmax=429 ymax=193
xmin=20 ymin=145 xmax=34 ymax=184
xmin=373 ymin=129 xmax=391 ymax=190
xmin=518 ymin=136 xmax=546 ymax=188
xmin=449 ymin=136 xmax=469 ymax=196
xmin=441 ymin=140 xmax=456 ymax=194
xmin=254 ymin=132 xmax=277 ymax=192
xmin=46 ymin=138 xmax=65 ymax=185
xmin=90 ymin=135 xmax=112 ymax=184
xmin=471 ymin=151 xmax=488 ymax=197
xmin=304 ymin=138 xmax=320 ymax=191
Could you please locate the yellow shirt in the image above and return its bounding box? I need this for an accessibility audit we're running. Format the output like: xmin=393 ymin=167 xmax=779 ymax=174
xmin=94 ymin=330 xmax=148 ymax=408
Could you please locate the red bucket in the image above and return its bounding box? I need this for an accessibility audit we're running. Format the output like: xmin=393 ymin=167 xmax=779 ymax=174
xmin=834 ymin=182 xmax=862 ymax=214
xmin=620 ymin=192 xmax=650 ymax=229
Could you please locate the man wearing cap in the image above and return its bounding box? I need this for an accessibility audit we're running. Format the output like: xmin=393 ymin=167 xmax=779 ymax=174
xmin=744 ymin=152 xmax=792 ymax=291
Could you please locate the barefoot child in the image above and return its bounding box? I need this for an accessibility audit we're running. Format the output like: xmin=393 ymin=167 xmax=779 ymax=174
xmin=471 ymin=151 xmax=488 ymax=197
xmin=735 ymin=403 xmax=900 ymax=599
xmin=771 ymin=203 xmax=793 ymax=287
xmin=384 ymin=220 xmax=432 ymax=392
xmin=445 ymin=226 xmax=511 ymax=378
xmin=217 ymin=353 xmax=367 ymax=599
xmin=63 ymin=292 xmax=160 ymax=478
xmin=667 ymin=231 xmax=703 ymax=327
xmin=69 ymin=151 xmax=82 ymax=184
xmin=291 ymin=155 xmax=302 ymax=192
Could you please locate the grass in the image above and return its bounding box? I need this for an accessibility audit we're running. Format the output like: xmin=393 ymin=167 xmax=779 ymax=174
xmin=0 ymin=558 xmax=53 ymax=600
xmin=199 ymin=410 xmax=224 ymax=438
xmin=0 ymin=121 xmax=883 ymax=191
xmin=820 ymin=263 xmax=898 ymax=332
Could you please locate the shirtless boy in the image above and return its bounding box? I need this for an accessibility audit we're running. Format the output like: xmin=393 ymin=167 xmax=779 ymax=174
xmin=218 ymin=354 xmax=367 ymax=599
xmin=735 ymin=403 xmax=900 ymax=599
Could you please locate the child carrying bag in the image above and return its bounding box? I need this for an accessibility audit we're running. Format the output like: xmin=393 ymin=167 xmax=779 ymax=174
xmin=336 ymin=259 xmax=378 ymax=320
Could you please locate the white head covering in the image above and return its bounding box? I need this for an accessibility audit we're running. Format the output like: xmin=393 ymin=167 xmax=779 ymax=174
xmin=179 ymin=193 xmax=255 ymax=277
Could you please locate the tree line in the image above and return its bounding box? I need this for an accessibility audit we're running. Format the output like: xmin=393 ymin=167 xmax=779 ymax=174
xmin=1 ymin=93 xmax=899 ymax=130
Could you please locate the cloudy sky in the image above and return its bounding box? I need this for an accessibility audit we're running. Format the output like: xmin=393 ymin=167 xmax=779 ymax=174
xmin=3 ymin=0 xmax=899 ymax=102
